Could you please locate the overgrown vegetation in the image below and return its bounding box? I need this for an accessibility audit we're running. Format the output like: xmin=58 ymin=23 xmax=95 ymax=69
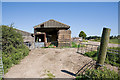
xmin=71 ymin=42 xmax=78 ymax=48
xmin=76 ymin=66 xmax=120 ymax=79
xmin=84 ymin=51 xmax=98 ymax=60
xmin=71 ymin=42 xmax=85 ymax=48
xmin=2 ymin=25 xmax=30 ymax=73
xmin=83 ymin=47 xmax=120 ymax=67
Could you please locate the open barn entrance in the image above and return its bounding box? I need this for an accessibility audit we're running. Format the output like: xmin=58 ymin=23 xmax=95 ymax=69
xmin=46 ymin=29 xmax=58 ymax=42
xmin=35 ymin=34 xmax=45 ymax=42
xmin=46 ymin=29 xmax=58 ymax=47
xmin=35 ymin=28 xmax=59 ymax=47
xmin=34 ymin=34 xmax=46 ymax=48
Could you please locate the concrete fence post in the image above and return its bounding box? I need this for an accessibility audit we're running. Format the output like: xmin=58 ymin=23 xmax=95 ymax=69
xmin=96 ymin=27 xmax=111 ymax=68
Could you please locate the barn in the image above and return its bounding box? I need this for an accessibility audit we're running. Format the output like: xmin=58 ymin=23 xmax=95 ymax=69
xmin=34 ymin=19 xmax=71 ymax=47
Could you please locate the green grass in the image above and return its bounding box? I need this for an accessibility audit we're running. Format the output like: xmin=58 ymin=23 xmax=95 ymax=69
xmin=83 ymin=47 xmax=120 ymax=67
xmin=47 ymin=71 xmax=55 ymax=79
xmin=59 ymin=42 xmax=79 ymax=48
xmin=84 ymin=51 xmax=98 ymax=61
xmin=71 ymin=42 xmax=86 ymax=48
xmin=108 ymin=47 xmax=120 ymax=50
xmin=71 ymin=42 xmax=78 ymax=48
xmin=42 ymin=44 xmax=56 ymax=48
xmin=82 ymin=39 xmax=88 ymax=42
xmin=109 ymin=39 xmax=120 ymax=44
xmin=90 ymin=39 xmax=101 ymax=42
xmin=42 ymin=42 xmax=86 ymax=48
xmin=48 ymin=44 xmax=56 ymax=48
xmin=76 ymin=66 xmax=120 ymax=79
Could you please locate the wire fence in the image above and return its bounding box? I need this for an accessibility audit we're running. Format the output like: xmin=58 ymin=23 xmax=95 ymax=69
xmin=77 ymin=43 xmax=99 ymax=54
xmin=77 ymin=43 xmax=119 ymax=55
xmin=76 ymin=42 xmax=120 ymax=78
xmin=0 ymin=49 xmax=4 ymax=78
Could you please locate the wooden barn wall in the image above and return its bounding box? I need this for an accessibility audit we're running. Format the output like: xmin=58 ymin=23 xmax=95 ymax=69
xmin=58 ymin=30 xmax=71 ymax=47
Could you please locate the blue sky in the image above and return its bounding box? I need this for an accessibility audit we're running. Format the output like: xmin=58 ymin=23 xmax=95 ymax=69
xmin=2 ymin=2 xmax=118 ymax=37
xmin=1 ymin=0 xmax=120 ymax=2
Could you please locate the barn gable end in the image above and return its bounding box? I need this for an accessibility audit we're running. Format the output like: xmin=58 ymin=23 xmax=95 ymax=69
xmin=34 ymin=19 xmax=70 ymax=29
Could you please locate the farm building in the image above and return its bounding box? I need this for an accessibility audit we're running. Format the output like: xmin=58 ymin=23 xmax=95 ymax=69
xmin=15 ymin=28 xmax=34 ymax=43
xmin=72 ymin=37 xmax=83 ymax=43
xmin=34 ymin=19 xmax=71 ymax=47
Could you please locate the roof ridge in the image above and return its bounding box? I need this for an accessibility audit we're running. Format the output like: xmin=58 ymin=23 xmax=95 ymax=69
xmin=34 ymin=19 xmax=70 ymax=28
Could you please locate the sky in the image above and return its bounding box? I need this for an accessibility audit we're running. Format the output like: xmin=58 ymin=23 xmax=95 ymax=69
xmin=2 ymin=2 xmax=118 ymax=37
xmin=1 ymin=0 xmax=120 ymax=2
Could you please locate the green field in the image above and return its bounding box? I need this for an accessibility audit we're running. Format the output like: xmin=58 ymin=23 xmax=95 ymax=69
xmin=91 ymin=38 xmax=120 ymax=44
xmin=109 ymin=39 xmax=120 ymax=44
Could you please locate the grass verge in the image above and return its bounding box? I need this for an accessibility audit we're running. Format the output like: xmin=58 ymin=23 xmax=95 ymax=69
xmin=76 ymin=66 xmax=120 ymax=79
xmin=83 ymin=47 xmax=120 ymax=67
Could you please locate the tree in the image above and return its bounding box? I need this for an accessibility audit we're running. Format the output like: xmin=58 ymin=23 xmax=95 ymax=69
xmin=79 ymin=31 xmax=87 ymax=39
xmin=110 ymin=35 xmax=114 ymax=39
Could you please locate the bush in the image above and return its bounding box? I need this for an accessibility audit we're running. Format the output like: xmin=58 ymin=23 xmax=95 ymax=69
xmin=2 ymin=25 xmax=30 ymax=73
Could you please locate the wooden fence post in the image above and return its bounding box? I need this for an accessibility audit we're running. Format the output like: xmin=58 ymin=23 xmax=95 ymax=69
xmin=96 ymin=28 xmax=111 ymax=68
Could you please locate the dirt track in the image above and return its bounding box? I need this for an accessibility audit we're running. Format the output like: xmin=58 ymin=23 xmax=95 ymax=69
xmin=5 ymin=48 xmax=118 ymax=78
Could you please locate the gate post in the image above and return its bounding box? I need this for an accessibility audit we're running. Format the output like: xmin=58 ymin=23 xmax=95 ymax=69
xmin=96 ymin=28 xmax=111 ymax=68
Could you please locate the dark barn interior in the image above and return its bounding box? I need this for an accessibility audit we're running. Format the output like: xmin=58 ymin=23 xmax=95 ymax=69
xmin=35 ymin=34 xmax=45 ymax=42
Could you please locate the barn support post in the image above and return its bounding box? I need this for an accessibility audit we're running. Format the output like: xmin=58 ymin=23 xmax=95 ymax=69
xmin=96 ymin=28 xmax=111 ymax=69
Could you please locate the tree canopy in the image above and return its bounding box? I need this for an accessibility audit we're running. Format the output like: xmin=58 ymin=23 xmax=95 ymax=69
xmin=79 ymin=31 xmax=87 ymax=39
